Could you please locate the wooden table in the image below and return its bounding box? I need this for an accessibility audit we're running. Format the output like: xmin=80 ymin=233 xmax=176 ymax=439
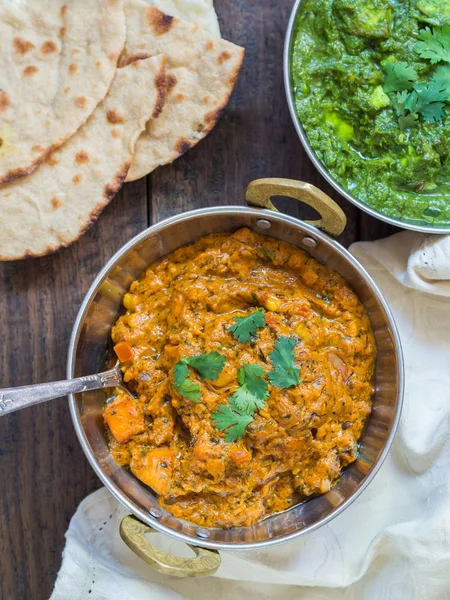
xmin=0 ymin=2 xmax=397 ymax=598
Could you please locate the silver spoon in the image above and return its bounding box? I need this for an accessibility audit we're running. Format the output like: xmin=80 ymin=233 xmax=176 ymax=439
xmin=0 ymin=363 xmax=134 ymax=417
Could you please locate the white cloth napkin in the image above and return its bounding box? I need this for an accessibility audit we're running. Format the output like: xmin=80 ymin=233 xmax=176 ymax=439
xmin=51 ymin=232 xmax=450 ymax=600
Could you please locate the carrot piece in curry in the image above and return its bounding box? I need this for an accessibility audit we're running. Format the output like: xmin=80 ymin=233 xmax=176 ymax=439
xmin=114 ymin=342 xmax=133 ymax=363
xmin=104 ymin=395 xmax=145 ymax=444
xmin=130 ymin=448 xmax=174 ymax=496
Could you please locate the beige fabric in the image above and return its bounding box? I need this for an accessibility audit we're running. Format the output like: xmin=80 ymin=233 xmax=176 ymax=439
xmin=0 ymin=0 xmax=126 ymax=183
xmin=145 ymin=0 xmax=220 ymax=36
xmin=121 ymin=0 xmax=244 ymax=182
xmin=0 ymin=56 xmax=166 ymax=261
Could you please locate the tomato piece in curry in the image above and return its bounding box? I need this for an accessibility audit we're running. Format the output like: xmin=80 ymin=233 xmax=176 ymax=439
xmin=104 ymin=229 xmax=376 ymax=529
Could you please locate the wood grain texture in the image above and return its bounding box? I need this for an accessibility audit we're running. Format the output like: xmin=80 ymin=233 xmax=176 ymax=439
xmin=0 ymin=1 xmax=398 ymax=598
xmin=0 ymin=179 xmax=147 ymax=600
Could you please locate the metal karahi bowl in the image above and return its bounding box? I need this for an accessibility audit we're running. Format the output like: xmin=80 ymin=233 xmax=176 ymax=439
xmin=284 ymin=0 xmax=450 ymax=234
xmin=67 ymin=178 xmax=404 ymax=577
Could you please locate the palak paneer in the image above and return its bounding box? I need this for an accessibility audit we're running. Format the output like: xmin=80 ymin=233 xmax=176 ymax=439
xmin=292 ymin=0 xmax=450 ymax=227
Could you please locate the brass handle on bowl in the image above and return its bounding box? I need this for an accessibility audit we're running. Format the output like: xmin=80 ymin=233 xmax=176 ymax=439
xmin=245 ymin=178 xmax=347 ymax=236
xmin=119 ymin=515 xmax=221 ymax=577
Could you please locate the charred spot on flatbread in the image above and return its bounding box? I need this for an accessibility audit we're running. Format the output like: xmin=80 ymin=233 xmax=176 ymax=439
xmin=175 ymin=138 xmax=193 ymax=155
xmin=14 ymin=38 xmax=35 ymax=55
xmin=41 ymin=40 xmax=58 ymax=55
xmin=24 ymin=66 xmax=39 ymax=76
xmin=146 ymin=6 xmax=174 ymax=34
xmin=44 ymin=155 xmax=59 ymax=167
xmin=0 ymin=92 xmax=9 ymax=112
xmin=75 ymin=150 xmax=90 ymax=164
xmin=153 ymin=66 xmax=168 ymax=119
xmin=107 ymin=110 xmax=126 ymax=124
xmin=51 ymin=197 xmax=62 ymax=209
xmin=103 ymin=163 xmax=130 ymax=202
xmin=166 ymin=73 xmax=177 ymax=94
xmin=218 ymin=50 xmax=232 ymax=64
xmin=75 ymin=96 xmax=87 ymax=108
xmin=119 ymin=51 xmax=153 ymax=67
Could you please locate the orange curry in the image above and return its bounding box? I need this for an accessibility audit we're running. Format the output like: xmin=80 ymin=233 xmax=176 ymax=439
xmin=104 ymin=229 xmax=376 ymax=528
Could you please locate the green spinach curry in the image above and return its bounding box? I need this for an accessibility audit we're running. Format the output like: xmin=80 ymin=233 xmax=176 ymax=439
xmin=291 ymin=0 xmax=450 ymax=227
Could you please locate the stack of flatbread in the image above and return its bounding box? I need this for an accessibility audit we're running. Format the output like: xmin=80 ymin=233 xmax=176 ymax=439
xmin=0 ymin=0 xmax=244 ymax=260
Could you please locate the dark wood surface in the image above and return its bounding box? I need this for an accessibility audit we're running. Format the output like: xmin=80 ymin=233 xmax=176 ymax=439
xmin=0 ymin=2 xmax=397 ymax=599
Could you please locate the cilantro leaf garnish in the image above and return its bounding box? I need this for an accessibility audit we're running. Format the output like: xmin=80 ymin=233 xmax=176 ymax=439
xmin=173 ymin=361 xmax=201 ymax=402
xmin=398 ymin=112 xmax=419 ymax=130
xmin=212 ymin=363 xmax=268 ymax=441
xmin=230 ymin=363 xmax=268 ymax=414
xmin=382 ymin=29 xmax=450 ymax=127
xmin=173 ymin=351 xmax=225 ymax=401
xmin=383 ymin=62 xmax=417 ymax=93
xmin=268 ymin=336 xmax=302 ymax=389
xmin=228 ymin=308 xmax=266 ymax=343
xmin=416 ymin=25 xmax=450 ymax=65
xmin=392 ymin=91 xmax=418 ymax=129
xmin=393 ymin=90 xmax=410 ymax=109
xmin=391 ymin=80 xmax=447 ymax=127
xmin=184 ymin=351 xmax=226 ymax=381
xmin=433 ymin=65 xmax=450 ymax=98
xmin=404 ymin=80 xmax=447 ymax=123
xmin=230 ymin=386 xmax=263 ymax=414
xmin=212 ymin=401 xmax=254 ymax=442
xmin=238 ymin=363 xmax=268 ymax=401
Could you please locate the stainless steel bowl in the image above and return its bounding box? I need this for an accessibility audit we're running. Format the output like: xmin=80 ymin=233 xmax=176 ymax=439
xmin=67 ymin=178 xmax=404 ymax=576
xmin=284 ymin=0 xmax=450 ymax=234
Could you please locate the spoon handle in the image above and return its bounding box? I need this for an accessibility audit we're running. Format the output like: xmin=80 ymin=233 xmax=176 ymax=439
xmin=0 ymin=368 xmax=120 ymax=417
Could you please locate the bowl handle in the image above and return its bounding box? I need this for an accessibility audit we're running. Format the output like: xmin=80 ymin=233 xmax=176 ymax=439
xmin=246 ymin=178 xmax=347 ymax=236
xmin=119 ymin=515 xmax=221 ymax=577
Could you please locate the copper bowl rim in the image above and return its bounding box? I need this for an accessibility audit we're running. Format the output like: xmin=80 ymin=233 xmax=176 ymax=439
xmin=67 ymin=206 xmax=404 ymax=550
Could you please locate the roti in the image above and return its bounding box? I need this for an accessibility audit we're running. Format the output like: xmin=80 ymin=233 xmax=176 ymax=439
xmin=0 ymin=56 xmax=166 ymax=261
xmin=0 ymin=0 xmax=126 ymax=184
xmin=145 ymin=0 xmax=220 ymax=36
xmin=121 ymin=1 xmax=244 ymax=181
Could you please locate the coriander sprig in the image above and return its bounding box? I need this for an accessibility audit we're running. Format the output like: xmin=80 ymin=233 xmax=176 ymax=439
xmin=212 ymin=402 xmax=254 ymax=443
xmin=416 ymin=24 xmax=450 ymax=65
xmin=383 ymin=62 xmax=417 ymax=93
xmin=173 ymin=332 xmax=303 ymax=440
xmin=183 ymin=351 xmax=226 ymax=381
xmin=403 ymin=80 xmax=447 ymax=123
xmin=382 ymin=25 xmax=450 ymax=128
xmin=433 ymin=65 xmax=450 ymax=97
xmin=228 ymin=308 xmax=266 ymax=343
xmin=211 ymin=336 xmax=302 ymax=442
xmin=268 ymin=336 xmax=302 ymax=389
xmin=230 ymin=363 xmax=268 ymax=413
xmin=392 ymin=91 xmax=419 ymax=129
xmin=211 ymin=362 xmax=268 ymax=442
xmin=173 ymin=362 xmax=201 ymax=402
xmin=173 ymin=351 xmax=225 ymax=402
xmin=384 ymin=67 xmax=448 ymax=126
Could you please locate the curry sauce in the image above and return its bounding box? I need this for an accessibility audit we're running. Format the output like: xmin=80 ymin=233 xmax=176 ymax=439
xmin=104 ymin=229 xmax=376 ymax=528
